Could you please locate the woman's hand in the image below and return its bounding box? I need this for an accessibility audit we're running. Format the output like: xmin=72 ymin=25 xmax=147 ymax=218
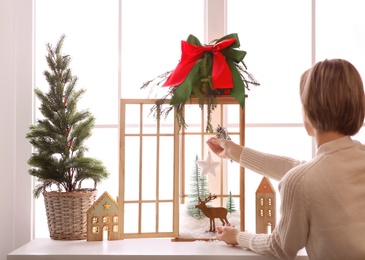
xmin=206 ymin=137 xmax=243 ymax=163
xmin=216 ymin=223 xmax=240 ymax=246
xmin=206 ymin=137 xmax=228 ymax=158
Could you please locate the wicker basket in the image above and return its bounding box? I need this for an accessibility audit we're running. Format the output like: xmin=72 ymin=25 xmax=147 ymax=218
xmin=43 ymin=188 xmax=97 ymax=240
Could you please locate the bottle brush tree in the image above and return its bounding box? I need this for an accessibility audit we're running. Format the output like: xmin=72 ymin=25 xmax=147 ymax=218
xmin=26 ymin=34 xmax=109 ymax=198
xmin=186 ymin=155 xmax=210 ymax=218
xmin=226 ymin=191 xmax=237 ymax=213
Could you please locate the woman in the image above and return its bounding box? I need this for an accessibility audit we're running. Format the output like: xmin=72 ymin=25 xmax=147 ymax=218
xmin=207 ymin=59 xmax=365 ymax=260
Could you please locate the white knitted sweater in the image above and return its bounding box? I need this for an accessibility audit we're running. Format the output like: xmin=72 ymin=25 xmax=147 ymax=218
xmin=237 ymin=136 xmax=365 ymax=260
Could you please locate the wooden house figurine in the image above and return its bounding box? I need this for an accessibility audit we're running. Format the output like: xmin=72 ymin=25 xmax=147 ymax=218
xmin=87 ymin=191 xmax=119 ymax=241
xmin=256 ymin=177 xmax=276 ymax=234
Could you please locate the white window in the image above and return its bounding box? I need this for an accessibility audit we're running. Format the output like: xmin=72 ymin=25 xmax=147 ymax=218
xmin=113 ymin=225 xmax=118 ymax=233
xmin=259 ymin=209 xmax=264 ymax=217
xmin=92 ymin=226 xmax=99 ymax=234
xmin=103 ymin=216 xmax=110 ymax=224
xmin=92 ymin=217 xmax=98 ymax=224
xmin=33 ymin=0 xmax=365 ymax=238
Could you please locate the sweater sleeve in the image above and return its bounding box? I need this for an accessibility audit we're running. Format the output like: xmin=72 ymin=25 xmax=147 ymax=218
xmin=239 ymin=147 xmax=305 ymax=181
xmin=236 ymin=168 xmax=309 ymax=259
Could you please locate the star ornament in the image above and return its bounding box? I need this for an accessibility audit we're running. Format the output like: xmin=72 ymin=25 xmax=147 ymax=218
xmin=103 ymin=202 xmax=111 ymax=210
xmin=197 ymin=151 xmax=220 ymax=177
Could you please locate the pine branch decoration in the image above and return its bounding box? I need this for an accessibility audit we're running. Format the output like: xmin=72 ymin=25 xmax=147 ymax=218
xmin=215 ymin=124 xmax=233 ymax=162
xmin=215 ymin=124 xmax=231 ymax=141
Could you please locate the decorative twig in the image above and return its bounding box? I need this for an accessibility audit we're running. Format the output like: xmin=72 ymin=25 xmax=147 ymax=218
xmin=215 ymin=125 xmax=232 ymax=162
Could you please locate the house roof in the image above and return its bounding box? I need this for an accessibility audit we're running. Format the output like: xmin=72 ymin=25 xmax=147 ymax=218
xmin=256 ymin=177 xmax=276 ymax=194
xmin=87 ymin=191 xmax=118 ymax=214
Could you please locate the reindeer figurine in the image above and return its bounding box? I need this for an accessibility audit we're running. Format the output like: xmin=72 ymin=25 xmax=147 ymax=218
xmin=195 ymin=194 xmax=229 ymax=232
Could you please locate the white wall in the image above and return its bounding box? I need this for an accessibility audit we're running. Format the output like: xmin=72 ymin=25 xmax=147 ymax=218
xmin=0 ymin=0 xmax=33 ymax=259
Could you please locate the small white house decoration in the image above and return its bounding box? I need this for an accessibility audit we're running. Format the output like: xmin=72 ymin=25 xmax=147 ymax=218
xmin=256 ymin=177 xmax=276 ymax=234
xmin=87 ymin=191 xmax=119 ymax=241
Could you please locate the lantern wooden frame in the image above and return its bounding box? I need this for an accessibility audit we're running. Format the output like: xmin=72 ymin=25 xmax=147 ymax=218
xmin=118 ymin=97 xmax=245 ymax=240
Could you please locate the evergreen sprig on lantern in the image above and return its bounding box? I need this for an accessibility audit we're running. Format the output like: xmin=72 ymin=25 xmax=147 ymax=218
xmin=141 ymin=33 xmax=259 ymax=132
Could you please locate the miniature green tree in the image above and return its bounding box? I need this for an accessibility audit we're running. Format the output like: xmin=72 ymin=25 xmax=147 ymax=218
xmin=226 ymin=191 xmax=237 ymax=213
xmin=186 ymin=155 xmax=210 ymax=218
xmin=26 ymin=34 xmax=109 ymax=198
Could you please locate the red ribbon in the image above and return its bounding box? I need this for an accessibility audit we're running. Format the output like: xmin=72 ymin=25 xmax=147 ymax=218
xmin=163 ymin=38 xmax=236 ymax=89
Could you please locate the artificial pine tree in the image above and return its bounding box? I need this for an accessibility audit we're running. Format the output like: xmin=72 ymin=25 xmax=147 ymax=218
xmin=226 ymin=191 xmax=237 ymax=213
xmin=26 ymin=34 xmax=109 ymax=198
xmin=186 ymin=155 xmax=210 ymax=218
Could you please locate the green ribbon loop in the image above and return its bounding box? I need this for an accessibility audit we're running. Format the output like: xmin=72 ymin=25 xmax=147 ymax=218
xmin=170 ymin=33 xmax=251 ymax=108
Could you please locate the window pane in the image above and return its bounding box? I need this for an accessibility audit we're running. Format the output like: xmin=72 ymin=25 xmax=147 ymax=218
xmin=124 ymin=203 xmax=139 ymax=233
xmin=226 ymin=104 xmax=241 ymax=132
xmin=159 ymin=106 xmax=175 ymax=134
xmin=158 ymin=202 xmax=173 ymax=232
xmin=142 ymin=104 xmax=157 ymax=134
xmin=35 ymin=0 xmax=119 ymax=238
xmin=125 ymin=104 xmax=141 ymax=134
xmin=84 ymin=128 xmax=119 ymax=198
xmin=245 ymin=127 xmax=313 ymax=160
xmin=184 ymin=105 xmax=204 ymax=132
xmin=35 ymin=0 xmax=119 ymax=125
xmin=159 ymin=136 xmax=174 ymax=200
xmin=184 ymin=135 xmax=203 ymax=192
xmin=124 ymin=136 xmax=140 ymax=201
xmin=34 ymin=0 xmax=119 ymax=237
xmin=354 ymin=127 xmax=365 ymax=142
xmin=244 ymin=127 xmax=312 ymax=232
xmin=227 ymin=0 xmax=312 ymax=124
xmin=141 ymin=203 xmax=156 ymax=233
xmin=121 ymin=0 xmax=204 ymax=99
xmin=316 ymin=0 xmax=365 ymax=81
xmin=142 ymin=136 xmax=157 ymax=200
xmin=226 ymin=160 xmax=241 ymax=195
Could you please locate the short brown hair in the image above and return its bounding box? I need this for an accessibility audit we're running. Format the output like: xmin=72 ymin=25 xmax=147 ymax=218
xmin=301 ymin=59 xmax=365 ymax=135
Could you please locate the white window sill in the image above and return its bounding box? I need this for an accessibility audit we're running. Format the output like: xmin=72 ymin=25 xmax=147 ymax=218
xmin=8 ymin=238 xmax=308 ymax=260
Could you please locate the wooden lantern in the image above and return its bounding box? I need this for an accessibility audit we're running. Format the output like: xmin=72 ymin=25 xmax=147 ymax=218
xmin=118 ymin=97 xmax=245 ymax=240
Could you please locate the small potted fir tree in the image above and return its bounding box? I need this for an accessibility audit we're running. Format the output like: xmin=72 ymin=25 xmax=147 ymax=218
xmin=26 ymin=35 xmax=109 ymax=240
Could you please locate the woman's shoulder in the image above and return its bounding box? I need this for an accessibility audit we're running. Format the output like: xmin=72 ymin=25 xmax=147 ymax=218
xmin=278 ymin=159 xmax=317 ymax=191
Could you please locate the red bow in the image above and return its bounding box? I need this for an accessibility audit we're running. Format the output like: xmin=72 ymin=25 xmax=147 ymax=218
xmin=163 ymin=38 xmax=236 ymax=89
